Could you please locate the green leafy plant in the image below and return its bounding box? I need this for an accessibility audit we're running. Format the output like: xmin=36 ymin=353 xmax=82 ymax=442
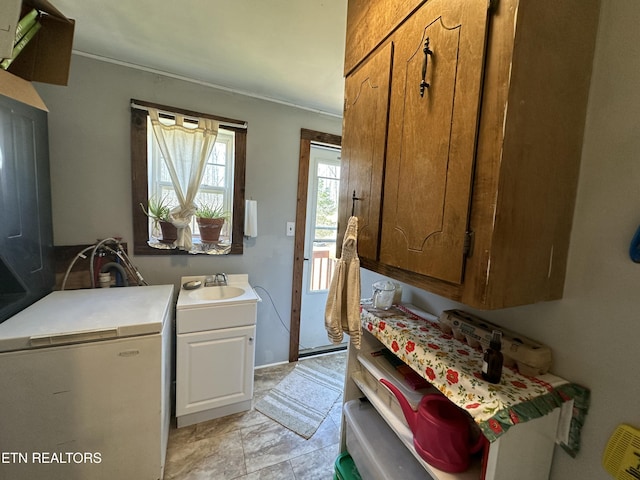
xmin=140 ymin=195 xmax=172 ymax=223
xmin=196 ymin=201 xmax=229 ymax=220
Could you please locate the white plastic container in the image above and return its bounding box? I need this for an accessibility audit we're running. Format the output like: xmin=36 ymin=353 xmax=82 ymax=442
xmin=343 ymin=399 xmax=433 ymax=480
xmin=357 ymin=351 xmax=439 ymax=429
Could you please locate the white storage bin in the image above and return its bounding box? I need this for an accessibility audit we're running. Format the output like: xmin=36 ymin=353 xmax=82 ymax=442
xmin=344 ymin=399 xmax=433 ymax=480
xmin=357 ymin=350 xmax=440 ymax=429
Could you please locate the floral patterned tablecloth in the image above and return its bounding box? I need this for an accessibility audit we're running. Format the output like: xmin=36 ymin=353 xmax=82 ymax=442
xmin=361 ymin=305 xmax=589 ymax=457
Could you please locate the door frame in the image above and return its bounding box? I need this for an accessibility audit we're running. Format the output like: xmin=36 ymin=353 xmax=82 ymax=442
xmin=289 ymin=128 xmax=341 ymax=362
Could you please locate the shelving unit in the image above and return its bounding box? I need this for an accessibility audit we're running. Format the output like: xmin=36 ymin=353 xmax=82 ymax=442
xmin=340 ymin=306 xmax=568 ymax=480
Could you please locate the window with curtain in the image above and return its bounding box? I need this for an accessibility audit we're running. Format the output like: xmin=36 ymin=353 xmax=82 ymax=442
xmin=131 ymin=100 xmax=247 ymax=255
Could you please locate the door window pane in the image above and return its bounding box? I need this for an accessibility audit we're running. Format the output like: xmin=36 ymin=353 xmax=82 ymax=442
xmin=310 ymin=158 xmax=340 ymax=292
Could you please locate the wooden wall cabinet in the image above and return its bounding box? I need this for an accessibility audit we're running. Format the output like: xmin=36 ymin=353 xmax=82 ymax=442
xmin=339 ymin=0 xmax=601 ymax=309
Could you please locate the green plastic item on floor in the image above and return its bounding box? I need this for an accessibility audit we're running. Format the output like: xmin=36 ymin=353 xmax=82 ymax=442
xmin=334 ymin=452 xmax=362 ymax=480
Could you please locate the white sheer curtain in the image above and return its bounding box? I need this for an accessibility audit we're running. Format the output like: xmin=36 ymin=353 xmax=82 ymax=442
xmin=148 ymin=108 xmax=219 ymax=250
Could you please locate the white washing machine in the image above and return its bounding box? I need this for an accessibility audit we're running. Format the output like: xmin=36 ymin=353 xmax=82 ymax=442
xmin=175 ymin=274 xmax=259 ymax=427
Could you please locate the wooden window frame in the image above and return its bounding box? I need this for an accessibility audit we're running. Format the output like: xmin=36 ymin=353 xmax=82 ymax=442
xmin=130 ymin=99 xmax=246 ymax=255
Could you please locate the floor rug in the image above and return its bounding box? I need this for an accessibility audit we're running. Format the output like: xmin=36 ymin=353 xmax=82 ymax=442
xmin=255 ymin=362 xmax=343 ymax=439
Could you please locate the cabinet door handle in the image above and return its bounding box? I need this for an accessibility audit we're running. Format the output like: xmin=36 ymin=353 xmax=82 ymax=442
xmin=351 ymin=190 xmax=361 ymax=216
xmin=420 ymin=37 xmax=433 ymax=97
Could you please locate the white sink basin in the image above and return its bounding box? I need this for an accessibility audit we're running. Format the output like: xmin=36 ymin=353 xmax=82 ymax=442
xmin=188 ymin=286 xmax=245 ymax=301
xmin=177 ymin=274 xmax=259 ymax=310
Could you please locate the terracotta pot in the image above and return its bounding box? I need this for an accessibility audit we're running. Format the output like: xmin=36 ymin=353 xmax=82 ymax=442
xmin=159 ymin=220 xmax=178 ymax=244
xmin=197 ymin=217 xmax=225 ymax=243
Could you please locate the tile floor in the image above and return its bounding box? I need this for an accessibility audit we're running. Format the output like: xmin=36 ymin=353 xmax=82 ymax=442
xmin=163 ymin=351 xmax=347 ymax=480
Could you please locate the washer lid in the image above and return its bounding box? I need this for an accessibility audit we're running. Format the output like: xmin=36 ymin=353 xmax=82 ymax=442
xmin=0 ymin=285 xmax=174 ymax=353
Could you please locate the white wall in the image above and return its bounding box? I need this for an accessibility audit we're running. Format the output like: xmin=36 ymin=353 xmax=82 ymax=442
xmin=35 ymin=55 xmax=342 ymax=367
xmin=35 ymin=0 xmax=639 ymax=477
xmin=363 ymin=1 xmax=640 ymax=478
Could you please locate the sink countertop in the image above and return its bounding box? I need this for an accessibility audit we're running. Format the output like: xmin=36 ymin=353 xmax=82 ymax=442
xmin=176 ymin=274 xmax=259 ymax=309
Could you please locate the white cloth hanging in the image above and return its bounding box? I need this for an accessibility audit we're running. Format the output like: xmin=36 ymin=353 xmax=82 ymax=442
xmin=148 ymin=108 xmax=219 ymax=250
xmin=325 ymin=216 xmax=362 ymax=349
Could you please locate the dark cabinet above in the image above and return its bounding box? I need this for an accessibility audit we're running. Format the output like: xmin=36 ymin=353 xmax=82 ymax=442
xmin=339 ymin=0 xmax=600 ymax=309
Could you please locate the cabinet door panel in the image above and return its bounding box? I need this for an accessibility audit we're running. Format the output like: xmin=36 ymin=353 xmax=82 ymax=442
xmin=380 ymin=0 xmax=489 ymax=284
xmin=344 ymin=0 xmax=422 ymax=74
xmin=338 ymin=43 xmax=392 ymax=261
xmin=176 ymin=325 xmax=255 ymax=416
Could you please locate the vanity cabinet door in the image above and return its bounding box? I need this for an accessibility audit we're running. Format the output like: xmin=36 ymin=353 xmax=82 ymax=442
xmin=338 ymin=42 xmax=393 ymax=261
xmin=379 ymin=0 xmax=489 ymax=284
xmin=176 ymin=325 xmax=255 ymax=417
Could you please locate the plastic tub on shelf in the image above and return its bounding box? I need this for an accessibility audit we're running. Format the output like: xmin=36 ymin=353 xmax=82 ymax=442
xmin=357 ymin=350 xmax=440 ymax=425
xmin=344 ymin=399 xmax=434 ymax=480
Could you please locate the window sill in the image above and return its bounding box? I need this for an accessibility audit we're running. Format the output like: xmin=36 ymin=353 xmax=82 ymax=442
xmin=134 ymin=239 xmax=242 ymax=256
xmin=148 ymin=238 xmax=232 ymax=255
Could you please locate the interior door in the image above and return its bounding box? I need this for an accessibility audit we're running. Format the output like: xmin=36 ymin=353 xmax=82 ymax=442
xmin=380 ymin=0 xmax=490 ymax=284
xmin=289 ymin=130 xmax=341 ymax=362
xmin=299 ymin=145 xmax=342 ymax=354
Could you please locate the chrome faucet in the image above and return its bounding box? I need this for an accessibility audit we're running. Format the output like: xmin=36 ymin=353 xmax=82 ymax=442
xmin=205 ymin=273 xmax=227 ymax=286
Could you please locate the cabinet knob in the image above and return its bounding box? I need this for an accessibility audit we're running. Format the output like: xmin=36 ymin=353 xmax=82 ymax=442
xmin=249 ymin=337 xmax=254 ymax=342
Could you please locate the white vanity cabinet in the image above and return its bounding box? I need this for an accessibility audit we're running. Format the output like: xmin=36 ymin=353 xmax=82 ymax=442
xmin=341 ymin=307 xmax=572 ymax=480
xmin=175 ymin=275 xmax=259 ymax=428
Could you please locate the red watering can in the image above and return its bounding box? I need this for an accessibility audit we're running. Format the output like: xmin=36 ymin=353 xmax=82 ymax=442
xmin=380 ymin=378 xmax=486 ymax=473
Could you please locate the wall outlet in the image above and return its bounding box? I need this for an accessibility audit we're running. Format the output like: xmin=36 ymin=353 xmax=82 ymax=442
xmin=286 ymin=222 xmax=295 ymax=236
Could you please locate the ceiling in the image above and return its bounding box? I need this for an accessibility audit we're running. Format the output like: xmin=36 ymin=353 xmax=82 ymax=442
xmin=53 ymin=0 xmax=348 ymax=117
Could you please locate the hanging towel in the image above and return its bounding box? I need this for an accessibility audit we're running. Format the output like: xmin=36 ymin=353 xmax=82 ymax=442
xmin=325 ymin=216 xmax=362 ymax=349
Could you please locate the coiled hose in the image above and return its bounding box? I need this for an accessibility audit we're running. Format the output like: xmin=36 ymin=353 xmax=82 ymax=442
xmin=61 ymin=238 xmax=147 ymax=290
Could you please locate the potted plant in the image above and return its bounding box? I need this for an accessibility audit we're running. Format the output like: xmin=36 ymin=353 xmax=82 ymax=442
xmin=140 ymin=195 xmax=177 ymax=244
xmin=196 ymin=202 xmax=229 ymax=243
